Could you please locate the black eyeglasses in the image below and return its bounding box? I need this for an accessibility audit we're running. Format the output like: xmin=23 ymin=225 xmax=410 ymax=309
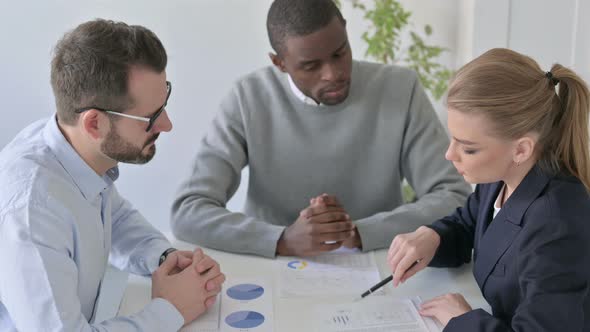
xmin=75 ymin=81 xmax=172 ymax=132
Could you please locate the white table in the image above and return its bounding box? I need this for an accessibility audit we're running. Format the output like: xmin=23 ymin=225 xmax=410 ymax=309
xmin=116 ymin=239 xmax=490 ymax=331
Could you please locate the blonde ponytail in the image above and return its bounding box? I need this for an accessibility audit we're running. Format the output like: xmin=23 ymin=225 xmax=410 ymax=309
xmin=544 ymin=64 xmax=590 ymax=190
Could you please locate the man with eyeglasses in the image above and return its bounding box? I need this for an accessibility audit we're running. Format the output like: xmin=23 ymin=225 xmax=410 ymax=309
xmin=0 ymin=19 xmax=224 ymax=331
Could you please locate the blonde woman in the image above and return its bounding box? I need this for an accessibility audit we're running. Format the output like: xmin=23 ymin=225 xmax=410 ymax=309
xmin=387 ymin=48 xmax=590 ymax=331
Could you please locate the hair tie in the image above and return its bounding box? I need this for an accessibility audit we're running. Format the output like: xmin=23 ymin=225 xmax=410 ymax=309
xmin=545 ymin=71 xmax=560 ymax=86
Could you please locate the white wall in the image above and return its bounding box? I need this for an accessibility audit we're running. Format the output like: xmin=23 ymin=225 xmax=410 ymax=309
xmin=0 ymin=0 xmax=460 ymax=232
xmin=576 ymin=0 xmax=590 ymax=83
xmin=470 ymin=0 xmax=589 ymax=83
xmin=0 ymin=0 xmax=276 ymax=232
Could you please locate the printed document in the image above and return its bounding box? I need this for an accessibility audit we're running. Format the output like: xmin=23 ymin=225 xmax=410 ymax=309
xmin=313 ymin=296 xmax=442 ymax=332
xmin=278 ymin=252 xmax=381 ymax=298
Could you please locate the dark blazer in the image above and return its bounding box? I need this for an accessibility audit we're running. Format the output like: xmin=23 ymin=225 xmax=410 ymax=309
xmin=428 ymin=166 xmax=590 ymax=331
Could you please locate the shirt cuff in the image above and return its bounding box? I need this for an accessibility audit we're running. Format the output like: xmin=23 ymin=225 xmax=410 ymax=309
xmin=146 ymin=298 xmax=184 ymax=330
xmin=145 ymin=241 xmax=173 ymax=274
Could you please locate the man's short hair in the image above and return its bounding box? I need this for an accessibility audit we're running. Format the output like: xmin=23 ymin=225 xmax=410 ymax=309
xmin=50 ymin=19 xmax=167 ymax=125
xmin=266 ymin=0 xmax=345 ymax=55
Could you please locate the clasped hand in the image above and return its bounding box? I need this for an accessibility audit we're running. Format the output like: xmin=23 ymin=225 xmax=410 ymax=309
xmin=277 ymin=193 xmax=358 ymax=256
xmin=152 ymin=248 xmax=225 ymax=325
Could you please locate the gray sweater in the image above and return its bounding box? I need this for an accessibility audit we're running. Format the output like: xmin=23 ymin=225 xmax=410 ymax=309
xmin=171 ymin=61 xmax=471 ymax=258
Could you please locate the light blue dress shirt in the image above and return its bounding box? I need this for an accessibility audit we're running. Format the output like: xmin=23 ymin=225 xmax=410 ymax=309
xmin=0 ymin=116 xmax=184 ymax=331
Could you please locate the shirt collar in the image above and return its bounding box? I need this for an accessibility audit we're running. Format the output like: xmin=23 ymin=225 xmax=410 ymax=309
xmin=43 ymin=114 xmax=119 ymax=201
xmin=287 ymin=74 xmax=322 ymax=107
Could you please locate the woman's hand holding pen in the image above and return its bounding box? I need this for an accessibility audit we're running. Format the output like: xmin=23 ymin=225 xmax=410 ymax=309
xmin=387 ymin=226 xmax=441 ymax=287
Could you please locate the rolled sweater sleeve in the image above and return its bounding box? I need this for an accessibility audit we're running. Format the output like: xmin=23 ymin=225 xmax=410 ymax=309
xmin=171 ymin=87 xmax=284 ymax=258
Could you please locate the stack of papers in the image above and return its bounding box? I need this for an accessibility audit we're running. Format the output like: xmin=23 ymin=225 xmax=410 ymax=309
xmin=180 ymin=253 xmax=443 ymax=332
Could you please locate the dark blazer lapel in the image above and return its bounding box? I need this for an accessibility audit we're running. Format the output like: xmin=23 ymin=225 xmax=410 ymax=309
xmin=471 ymin=182 xmax=502 ymax=274
xmin=471 ymin=181 xmax=502 ymax=289
xmin=473 ymin=166 xmax=552 ymax=289
xmin=478 ymin=182 xmax=503 ymax=235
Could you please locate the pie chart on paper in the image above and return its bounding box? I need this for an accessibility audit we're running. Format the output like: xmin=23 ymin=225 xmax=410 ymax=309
xmin=287 ymin=260 xmax=308 ymax=270
xmin=226 ymin=283 xmax=265 ymax=301
xmin=225 ymin=311 xmax=265 ymax=329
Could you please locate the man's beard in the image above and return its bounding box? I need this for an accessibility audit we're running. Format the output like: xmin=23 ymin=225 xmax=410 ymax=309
xmin=100 ymin=127 xmax=159 ymax=165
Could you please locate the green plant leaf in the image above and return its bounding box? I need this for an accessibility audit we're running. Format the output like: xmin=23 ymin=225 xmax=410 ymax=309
xmin=352 ymin=0 xmax=453 ymax=100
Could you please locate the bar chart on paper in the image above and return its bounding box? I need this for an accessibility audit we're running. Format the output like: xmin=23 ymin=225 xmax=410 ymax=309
xmin=314 ymin=297 xmax=441 ymax=332
xmin=332 ymin=313 xmax=351 ymax=326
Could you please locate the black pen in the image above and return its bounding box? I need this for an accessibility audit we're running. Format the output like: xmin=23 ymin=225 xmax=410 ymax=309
xmin=355 ymin=261 xmax=419 ymax=301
